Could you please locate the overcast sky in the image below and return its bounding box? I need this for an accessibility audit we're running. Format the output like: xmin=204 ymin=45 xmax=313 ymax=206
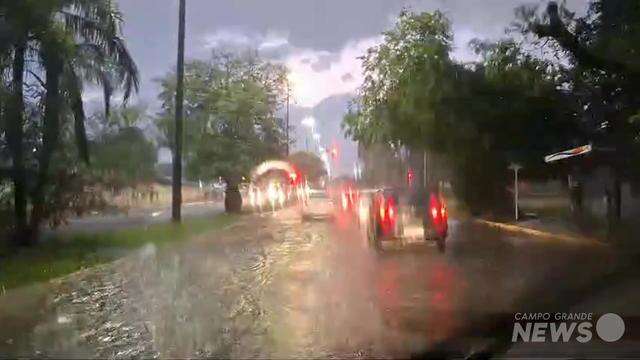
xmin=113 ymin=0 xmax=589 ymax=173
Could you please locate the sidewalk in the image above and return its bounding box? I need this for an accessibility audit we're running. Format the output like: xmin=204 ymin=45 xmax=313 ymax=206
xmin=475 ymin=217 xmax=606 ymax=247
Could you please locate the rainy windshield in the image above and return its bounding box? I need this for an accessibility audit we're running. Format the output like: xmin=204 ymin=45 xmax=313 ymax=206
xmin=1 ymin=0 xmax=640 ymax=358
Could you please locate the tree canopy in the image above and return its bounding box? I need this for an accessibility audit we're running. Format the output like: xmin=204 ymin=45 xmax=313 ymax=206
xmin=0 ymin=0 xmax=139 ymax=240
xmin=287 ymin=151 xmax=327 ymax=182
xmin=89 ymin=106 xmax=157 ymax=190
xmin=514 ymin=0 xmax=640 ymax=179
xmin=156 ymin=51 xmax=289 ymax=185
xmin=343 ymin=10 xmax=579 ymax=213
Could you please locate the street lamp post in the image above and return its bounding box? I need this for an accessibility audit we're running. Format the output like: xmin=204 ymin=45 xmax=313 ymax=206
xmin=285 ymin=81 xmax=290 ymax=156
xmin=509 ymin=163 xmax=522 ymax=221
xmin=301 ymin=116 xmax=315 ymax=153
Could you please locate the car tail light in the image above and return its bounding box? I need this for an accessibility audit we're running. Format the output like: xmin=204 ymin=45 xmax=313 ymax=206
xmin=431 ymin=206 xmax=439 ymax=219
xmin=440 ymin=206 xmax=447 ymax=218
xmin=385 ymin=196 xmax=396 ymax=222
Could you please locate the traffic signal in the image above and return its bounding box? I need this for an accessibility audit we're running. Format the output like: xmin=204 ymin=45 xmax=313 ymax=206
xmin=407 ymin=168 xmax=414 ymax=186
xmin=330 ymin=147 xmax=338 ymax=160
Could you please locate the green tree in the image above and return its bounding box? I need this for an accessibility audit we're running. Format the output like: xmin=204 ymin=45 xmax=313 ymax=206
xmin=514 ymin=0 xmax=640 ymax=217
xmin=88 ymin=106 xmax=157 ymax=191
xmin=156 ymin=51 xmax=288 ymax=212
xmin=0 ymin=0 xmax=138 ymax=243
xmin=287 ymin=151 xmax=327 ymax=182
xmin=343 ymin=11 xmax=454 ymax=148
xmin=89 ymin=104 xmax=147 ymax=134
xmin=344 ymin=10 xmax=577 ymax=214
xmin=91 ymin=127 xmax=157 ymax=191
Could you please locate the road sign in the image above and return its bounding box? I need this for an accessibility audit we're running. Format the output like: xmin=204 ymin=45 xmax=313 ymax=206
xmin=544 ymin=144 xmax=592 ymax=163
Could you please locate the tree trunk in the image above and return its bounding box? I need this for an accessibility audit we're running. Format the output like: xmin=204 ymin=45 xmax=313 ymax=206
xmin=28 ymin=49 xmax=63 ymax=240
xmin=6 ymin=43 xmax=28 ymax=245
xmin=224 ymin=180 xmax=242 ymax=213
xmin=614 ymin=176 xmax=622 ymax=220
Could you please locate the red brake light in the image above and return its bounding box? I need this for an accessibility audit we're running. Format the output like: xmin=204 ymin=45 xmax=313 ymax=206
xmin=386 ymin=196 xmax=397 ymax=221
xmin=431 ymin=207 xmax=438 ymax=219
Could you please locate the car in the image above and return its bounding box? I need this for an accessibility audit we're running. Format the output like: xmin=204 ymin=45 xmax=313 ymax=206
xmin=339 ymin=185 xmax=359 ymax=212
xmin=366 ymin=185 xmax=448 ymax=252
xmin=366 ymin=188 xmax=403 ymax=245
xmin=302 ymin=188 xmax=334 ymax=220
xmin=416 ymin=186 xmax=448 ymax=252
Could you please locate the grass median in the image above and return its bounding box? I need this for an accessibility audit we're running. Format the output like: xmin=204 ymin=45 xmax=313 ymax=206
xmin=0 ymin=213 xmax=237 ymax=291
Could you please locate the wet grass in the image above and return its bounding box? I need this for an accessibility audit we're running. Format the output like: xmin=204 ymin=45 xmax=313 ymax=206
xmin=0 ymin=214 xmax=237 ymax=291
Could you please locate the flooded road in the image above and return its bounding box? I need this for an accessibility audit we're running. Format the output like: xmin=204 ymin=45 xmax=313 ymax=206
xmin=1 ymin=201 xmax=637 ymax=358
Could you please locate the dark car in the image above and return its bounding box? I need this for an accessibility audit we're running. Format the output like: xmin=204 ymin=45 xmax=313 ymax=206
xmin=367 ymin=185 xmax=448 ymax=252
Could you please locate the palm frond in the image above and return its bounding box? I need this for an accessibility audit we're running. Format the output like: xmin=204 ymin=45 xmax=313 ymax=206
xmin=110 ymin=36 xmax=139 ymax=102
xmin=61 ymin=0 xmax=138 ymax=104
xmin=64 ymin=64 xmax=90 ymax=164
xmin=99 ymin=69 xmax=113 ymax=119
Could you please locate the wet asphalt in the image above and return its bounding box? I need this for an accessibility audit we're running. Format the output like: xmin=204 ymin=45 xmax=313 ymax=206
xmin=1 ymin=198 xmax=639 ymax=358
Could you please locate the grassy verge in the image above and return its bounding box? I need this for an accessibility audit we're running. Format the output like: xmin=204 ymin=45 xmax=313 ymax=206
xmin=0 ymin=214 xmax=237 ymax=291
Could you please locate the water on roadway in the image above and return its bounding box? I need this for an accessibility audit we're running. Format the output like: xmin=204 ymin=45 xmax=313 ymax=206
xmin=2 ymin=199 xmax=637 ymax=358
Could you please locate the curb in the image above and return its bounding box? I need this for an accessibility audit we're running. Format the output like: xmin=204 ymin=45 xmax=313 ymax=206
xmin=475 ymin=219 xmax=607 ymax=247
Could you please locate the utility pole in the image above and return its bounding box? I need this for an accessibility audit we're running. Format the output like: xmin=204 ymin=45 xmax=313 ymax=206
xmin=285 ymin=81 xmax=290 ymax=156
xmin=172 ymin=0 xmax=186 ymax=222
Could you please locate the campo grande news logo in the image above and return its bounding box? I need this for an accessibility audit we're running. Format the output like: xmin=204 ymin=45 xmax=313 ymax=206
xmin=512 ymin=312 xmax=625 ymax=343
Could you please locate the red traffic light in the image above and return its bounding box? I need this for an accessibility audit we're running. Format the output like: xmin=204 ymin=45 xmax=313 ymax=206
xmin=407 ymin=168 xmax=414 ymax=186
xmin=330 ymin=147 xmax=338 ymax=159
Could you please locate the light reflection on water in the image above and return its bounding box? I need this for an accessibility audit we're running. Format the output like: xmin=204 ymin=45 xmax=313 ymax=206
xmin=0 ymin=209 xmax=617 ymax=358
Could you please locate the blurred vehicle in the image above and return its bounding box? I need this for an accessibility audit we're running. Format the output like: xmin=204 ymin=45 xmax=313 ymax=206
xmin=366 ymin=184 xmax=448 ymax=252
xmin=339 ymin=186 xmax=359 ymax=212
xmin=366 ymin=188 xmax=403 ymax=241
xmin=302 ymin=188 xmax=334 ymax=219
xmin=294 ymin=183 xmax=310 ymax=205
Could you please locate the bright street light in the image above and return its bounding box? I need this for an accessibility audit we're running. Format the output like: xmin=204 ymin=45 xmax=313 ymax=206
xmin=320 ymin=152 xmax=331 ymax=178
xmin=301 ymin=116 xmax=315 ymax=129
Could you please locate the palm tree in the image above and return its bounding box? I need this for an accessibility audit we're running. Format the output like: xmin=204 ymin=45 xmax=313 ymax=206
xmin=0 ymin=0 xmax=32 ymax=239
xmin=0 ymin=0 xmax=139 ymax=243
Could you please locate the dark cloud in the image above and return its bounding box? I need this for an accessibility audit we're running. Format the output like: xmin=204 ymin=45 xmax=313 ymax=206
xmin=341 ymin=73 xmax=354 ymax=83
xmin=115 ymin=0 xmax=589 ymax=174
xmin=257 ymin=44 xmax=293 ymax=61
xmin=310 ymin=54 xmax=336 ymax=72
xmin=117 ymin=0 xmax=589 ymax=105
